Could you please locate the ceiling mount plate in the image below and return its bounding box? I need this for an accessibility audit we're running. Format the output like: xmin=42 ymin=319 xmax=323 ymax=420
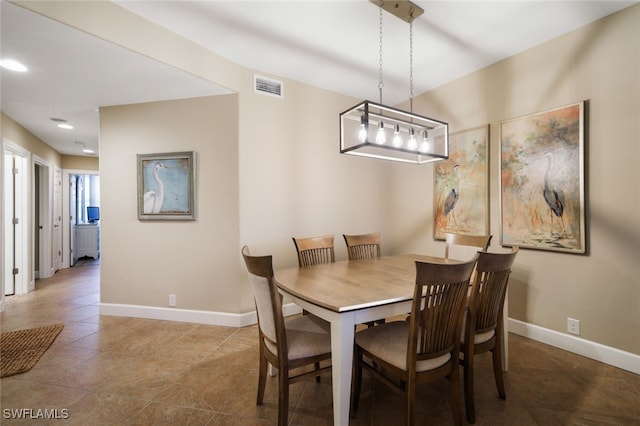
xmin=369 ymin=0 xmax=424 ymax=23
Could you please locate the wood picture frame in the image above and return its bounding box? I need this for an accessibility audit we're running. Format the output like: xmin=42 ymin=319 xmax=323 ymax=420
xmin=434 ymin=124 xmax=489 ymax=240
xmin=137 ymin=151 xmax=196 ymax=221
xmin=499 ymin=101 xmax=586 ymax=253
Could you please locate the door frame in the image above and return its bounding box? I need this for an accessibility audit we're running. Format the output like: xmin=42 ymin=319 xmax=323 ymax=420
xmin=33 ymin=155 xmax=53 ymax=279
xmin=2 ymin=139 xmax=32 ymax=302
xmin=62 ymin=169 xmax=99 ymax=269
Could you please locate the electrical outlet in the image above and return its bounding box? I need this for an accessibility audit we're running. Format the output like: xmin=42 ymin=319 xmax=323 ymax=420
xmin=169 ymin=294 xmax=176 ymax=307
xmin=567 ymin=318 xmax=580 ymax=335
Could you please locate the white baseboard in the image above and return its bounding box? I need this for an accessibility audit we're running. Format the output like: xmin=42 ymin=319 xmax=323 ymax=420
xmin=99 ymin=302 xmax=303 ymax=328
xmin=98 ymin=304 xmax=637 ymax=375
xmin=508 ymin=318 xmax=639 ymax=375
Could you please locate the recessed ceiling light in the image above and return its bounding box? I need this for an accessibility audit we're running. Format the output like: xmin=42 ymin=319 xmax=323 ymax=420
xmin=0 ymin=59 xmax=28 ymax=72
xmin=82 ymin=149 xmax=95 ymax=154
xmin=57 ymin=123 xmax=74 ymax=130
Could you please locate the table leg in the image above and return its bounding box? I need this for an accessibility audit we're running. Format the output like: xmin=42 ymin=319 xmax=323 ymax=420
xmin=330 ymin=312 xmax=355 ymax=426
xmin=502 ymin=292 xmax=509 ymax=371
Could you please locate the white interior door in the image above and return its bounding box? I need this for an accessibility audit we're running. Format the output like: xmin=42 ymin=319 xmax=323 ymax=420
xmin=3 ymin=144 xmax=29 ymax=295
xmin=53 ymin=167 xmax=62 ymax=271
xmin=69 ymin=175 xmax=77 ymax=266
xmin=3 ymin=150 xmax=15 ymax=295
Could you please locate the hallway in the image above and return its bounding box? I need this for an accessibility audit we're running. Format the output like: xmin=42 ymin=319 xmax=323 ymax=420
xmin=1 ymin=265 xmax=638 ymax=425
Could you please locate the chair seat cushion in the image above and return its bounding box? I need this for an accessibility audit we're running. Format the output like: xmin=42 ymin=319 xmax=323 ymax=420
xmin=464 ymin=329 xmax=495 ymax=344
xmin=265 ymin=314 xmax=331 ymax=361
xmin=355 ymin=321 xmax=451 ymax=372
xmin=460 ymin=315 xmax=495 ymax=344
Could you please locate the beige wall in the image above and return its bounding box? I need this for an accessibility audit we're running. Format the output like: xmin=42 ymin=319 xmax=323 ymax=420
xmin=61 ymin=155 xmax=98 ymax=171
xmin=2 ymin=113 xmax=62 ymax=166
xmin=99 ymin=95 xmax=243 ymax=311
xmin=388 ymin=5 xmax=640 ymax=354
xmin=238 ymin=76 xmax=390 ymax=270
xmin=16 ymin=2 xmax=639 ymax=356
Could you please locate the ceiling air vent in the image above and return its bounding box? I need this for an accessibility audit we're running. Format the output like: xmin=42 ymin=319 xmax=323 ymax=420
xmin=254 ymin=75 xmax=283 ymax=99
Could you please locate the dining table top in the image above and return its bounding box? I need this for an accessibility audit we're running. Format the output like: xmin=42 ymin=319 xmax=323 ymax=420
xmin=274 ymin=254 xmax=461 ymax=313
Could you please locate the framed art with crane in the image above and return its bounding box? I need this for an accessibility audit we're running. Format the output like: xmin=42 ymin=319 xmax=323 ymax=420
xmin=499 ymin=101 xmax=586 ymax=254
xmin=433 ymin=124 xmax=489 ymax=240
xmin=137 ymin=151 xmax=196 ymax=221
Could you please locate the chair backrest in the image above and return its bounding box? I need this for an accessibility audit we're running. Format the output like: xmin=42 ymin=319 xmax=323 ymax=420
xmin=292 ymin=234 xmax=335 ymax=267
xmin=466 ymin=246 xmax=519 ymax=337
xmin=343 ymin=232 xmax=381 ymax=260
xmin=444 ymin=232 xmax=492 ymax=260
xmin=408 ymin=256 xmax=478 ymax=364
xmin=241 ymin=246 xmax=286 ymax=354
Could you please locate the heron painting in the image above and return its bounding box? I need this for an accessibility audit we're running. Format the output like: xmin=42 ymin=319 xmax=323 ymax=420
xmin=434 ymin=125 xmax=489 ymax=240
xmin=137 ymin=151 xmax=196 ymax=221
xmin=143 ymin=162 xmax=168 ymax=214
xmin=500 ymin=102 xmax=585 ymax=253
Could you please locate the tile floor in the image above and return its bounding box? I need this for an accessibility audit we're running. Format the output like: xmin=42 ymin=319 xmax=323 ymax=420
xmin=1 ymin=264 xmax=639 ymax=425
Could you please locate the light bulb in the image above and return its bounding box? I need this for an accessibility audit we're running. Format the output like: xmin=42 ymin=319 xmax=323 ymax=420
xmin=0 ymin=59 xmax=27 ymax=72
xmin=420 ymin=130 xmax=431 ymax=153
xmin=407 ymin=128 xmax=417 ymax=150
xmin=375 ymin=121 xmax=386 ymax=144
xmin=392 ymin=124 xmax=402 ymax=147
xmin=358 ymin=115 xmax=367 ymax=143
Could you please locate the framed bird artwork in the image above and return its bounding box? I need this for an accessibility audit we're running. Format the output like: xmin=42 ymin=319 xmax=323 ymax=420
xmin=499 ymin=101 xmax=586 ymax=254
xmin=433 ymin=124 xmax=489 ymax=240
xmin=137 ymin=151 xmax=197 ymax=221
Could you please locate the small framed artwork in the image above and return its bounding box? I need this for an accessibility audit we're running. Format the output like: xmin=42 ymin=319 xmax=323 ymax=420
xmin=434 ymin=124 xmax=489 ymax=240
xmin=500 ymin=101 xmax=586 ymax=253
xmin=137 ymin=151 xmax=196 ymax=221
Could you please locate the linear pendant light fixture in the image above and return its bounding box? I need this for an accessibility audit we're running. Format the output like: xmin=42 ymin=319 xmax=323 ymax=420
xmin=340 ymin=0 xmax=448 ymax=164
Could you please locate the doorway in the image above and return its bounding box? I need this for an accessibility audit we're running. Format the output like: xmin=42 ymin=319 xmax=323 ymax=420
xmin=62 ymin=170 xmax=100 ymax=268
xmin=3 ymin=141 xmax=30 ymax=297
xmin=33 ymin=156 xmax=53 ymax=280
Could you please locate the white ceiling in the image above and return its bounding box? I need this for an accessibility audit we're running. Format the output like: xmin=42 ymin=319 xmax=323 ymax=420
xmin=1 ymin=1 xmax=635 ymax=157
xmin=0 ymin=2 xmax=231 ymax=156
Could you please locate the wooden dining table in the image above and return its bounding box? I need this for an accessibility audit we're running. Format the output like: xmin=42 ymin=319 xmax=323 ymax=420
xmin=275 ymin=253 xmax=489 ymax=426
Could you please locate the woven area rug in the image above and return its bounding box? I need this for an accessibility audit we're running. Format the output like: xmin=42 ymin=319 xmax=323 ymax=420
xmin=1 ymin=323 xmax=64 ymax=378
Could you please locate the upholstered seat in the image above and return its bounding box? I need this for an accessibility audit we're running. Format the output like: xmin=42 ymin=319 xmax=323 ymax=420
xmin=461 ymin=318 xmax=495 ymax=344
xmin=354 ymin=321 xmax=451 ymax=371
xmin=264 ymin=314 xmax=330 ymax=360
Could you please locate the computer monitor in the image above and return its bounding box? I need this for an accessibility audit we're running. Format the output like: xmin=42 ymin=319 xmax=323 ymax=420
xmin=87 ymin=206 xmax=100 ymax=223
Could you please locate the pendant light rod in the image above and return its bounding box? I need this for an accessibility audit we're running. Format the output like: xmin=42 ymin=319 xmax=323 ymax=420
xmin=378 ymin=7 xmax=384 ymax=104
xmin=369 ymin=0 xmax=424 ymax=23
xmin=409 ymin=12 xmax=414 ymax=113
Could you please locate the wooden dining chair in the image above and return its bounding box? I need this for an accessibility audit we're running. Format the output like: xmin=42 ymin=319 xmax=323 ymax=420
xmin=292 ymin=234 xmax=335 ymax=267
xmin=292 ymin=234 xmax=335 ymax=318
xmin=343 ymin=232 xmax=381 ymax=260
xmin=351 ymin=256 xmax=479 ymax=426
xmin=241 ymin=246 xmax=332 ymax=426
xmin=343 ymin=232 xmax=383 ymax=327
xmin=444 ymin=232 xmax=492 ymax=260
xmin=460 ymin=246 xmax=519 ymax=424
